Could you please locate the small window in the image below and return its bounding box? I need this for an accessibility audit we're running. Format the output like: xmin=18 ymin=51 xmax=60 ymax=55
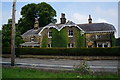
xmin=81 ymin=31 xmax=84 ymax=36
xmin=48 ymin=31 xmax=52 ymax=38
xmin=97 ymin=43 xmax=102 ymax=47
xmin=68 ymin=43 xmax=74 ymax=48
xmin=48 ymin=44 xmax=52 ymax=48
xmin=31 ymin=38 xmax=34 ymax=42
xmin=68 ymin=30 xmax=73 ymax=37
xmin=104 ymin=43 xmax=108 ymax=47
xmin=96 ymin=35 xmax=101 ymax=39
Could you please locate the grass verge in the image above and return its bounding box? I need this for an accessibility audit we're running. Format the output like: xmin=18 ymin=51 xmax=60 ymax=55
xmin=2 ymin=66 xmax=120 ymax=78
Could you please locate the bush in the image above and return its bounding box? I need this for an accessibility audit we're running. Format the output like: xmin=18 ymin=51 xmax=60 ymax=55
xmin=74 ymin=61 xmax=94 ymax=74
xmin=2 ymin=47 xmax=120 ymax=56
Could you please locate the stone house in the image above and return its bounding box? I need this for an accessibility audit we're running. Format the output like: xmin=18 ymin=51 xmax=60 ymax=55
xmin=20 ymin=13 xmax=116 ymax=48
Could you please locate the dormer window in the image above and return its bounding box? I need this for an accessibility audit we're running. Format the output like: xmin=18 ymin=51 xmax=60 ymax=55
xmin=48 ymin=31 xmax=52 ymax=38
xmin=68 ymin=30 xmax=73 ymax=37
xmin=96 ymin=35 xmax=101 ymax=39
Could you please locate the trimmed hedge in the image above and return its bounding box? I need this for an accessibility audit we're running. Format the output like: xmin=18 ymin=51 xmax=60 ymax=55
xmin=2 ymin=47 xmax=120 ymax=56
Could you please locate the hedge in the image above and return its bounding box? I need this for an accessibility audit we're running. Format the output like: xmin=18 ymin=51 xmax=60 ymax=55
xmin=2 ymin=47 xmax=120 ymax=56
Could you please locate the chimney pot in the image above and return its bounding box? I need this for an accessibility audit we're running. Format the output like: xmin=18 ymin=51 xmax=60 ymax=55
xmin=88 ymin=15 xmax=92 ymax=24
xmin=34 ymin=17 xmax=39 ymax=29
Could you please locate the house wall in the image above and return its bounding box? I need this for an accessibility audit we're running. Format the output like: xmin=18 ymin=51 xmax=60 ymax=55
xmin=40 ymin=26 xmax=85 ymax=48
xmin=85 ymin=32 xmax=115 ymax=47
xmin=22 ymin=28 xmax=115 ymax=48
xmin=22 ymin=36 xmax=40 ymax=42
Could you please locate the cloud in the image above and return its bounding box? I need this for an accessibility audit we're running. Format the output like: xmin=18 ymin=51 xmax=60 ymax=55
xmin=16 ymin=10 xmax=22 ymax=23
xmin=95 ymin=7 xmax=117 ymax=17
xmin=68 ymin=13 xmax=88 ymax=24
xmin=96 ymin=18 xmax=109 ymax=23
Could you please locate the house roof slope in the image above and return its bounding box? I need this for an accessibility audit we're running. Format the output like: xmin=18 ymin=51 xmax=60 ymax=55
xmin=22 ymin=27 xmax=43 ymax=37
xmin=77 ymin=23 xmax=116 ymax=32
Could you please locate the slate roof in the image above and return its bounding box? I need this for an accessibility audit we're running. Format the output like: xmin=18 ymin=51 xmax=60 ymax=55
xmin=22 ymin=22 xmax=116 ymax=37
xmin=22 ymin=27 xmax=43 ymax=37
xmin=77 ymin=23 xmax=116 ymax=33
xmin=65 ymin=20 xmax=75 ymax=25
xmin=46 ymin=21 xmax=76 ymax=30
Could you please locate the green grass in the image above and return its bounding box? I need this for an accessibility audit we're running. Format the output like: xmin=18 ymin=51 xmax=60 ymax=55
xmin=2 ymin=67 xmax=120 ymax=78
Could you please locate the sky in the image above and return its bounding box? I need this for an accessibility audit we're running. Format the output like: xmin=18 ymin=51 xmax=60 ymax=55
xmin=0 ymin=0 xmax=119 ymax=38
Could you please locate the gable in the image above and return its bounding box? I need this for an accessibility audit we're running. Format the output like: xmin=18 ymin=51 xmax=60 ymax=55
xmin=38 ymin=21 xmax=84 ymax=36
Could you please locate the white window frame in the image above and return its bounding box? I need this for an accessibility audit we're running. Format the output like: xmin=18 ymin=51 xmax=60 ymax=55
xmin=31 ymin=38 xmax=34 ymax=42
xmin=97 ymin=42 xmax=103 ymax=47
xmin=48 ymin=44 xmax=52 ymax=48
xmin=68 ymin=30 xmax=73 ymax=37
xmin=81 ymin=31 xmax=84 ymax=36
xmin=104 ymin=42 xmax=110 ymax=47
xmin=97 ymin=42 xmax=111 ymax=48
xmin=48 ymin=31 xmax=52 ymax=38
xmin=68 ymin=43 xmax=74 ymax=48
xmin=96 ymin=35 xmax=101 ymax=39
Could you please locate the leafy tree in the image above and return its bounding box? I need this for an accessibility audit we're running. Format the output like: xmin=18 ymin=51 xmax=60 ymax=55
xmin=37 ymin=2 xmax=57 ymax=26
xmin=0 ymin=30 xmax=2 ymax=48
xmin=18 ymin=2 xmax=56 ymax=34
xmin=116 ymin=38 xmax=120 ymax=46
xmin=2 ymin=19 xmax=24 ymax=47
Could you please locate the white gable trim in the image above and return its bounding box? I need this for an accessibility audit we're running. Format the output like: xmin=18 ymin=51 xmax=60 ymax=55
xmin=38 ymin=24 xmax=85 ymax=36
xmin=38 ymin=25 xmax=58 ymax=36
xmin=38 ymin=24 xmax=116 ymax=36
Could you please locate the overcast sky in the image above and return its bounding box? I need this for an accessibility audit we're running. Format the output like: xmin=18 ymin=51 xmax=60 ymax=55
xmin=0 ymin=0 xmax=119 ymax=38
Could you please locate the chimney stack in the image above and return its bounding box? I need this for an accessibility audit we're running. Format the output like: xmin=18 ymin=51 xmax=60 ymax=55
xmin=60 ymin=13 xmax=66 ymax=24
xmin=34 ymin=17 xmax=39 ymax=29
xmin=88 ymin=15 xmax=92 ymax=24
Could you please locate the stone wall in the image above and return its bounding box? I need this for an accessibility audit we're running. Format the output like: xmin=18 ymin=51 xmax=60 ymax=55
xmin=85 ymin=32 xmax=114 ymax=47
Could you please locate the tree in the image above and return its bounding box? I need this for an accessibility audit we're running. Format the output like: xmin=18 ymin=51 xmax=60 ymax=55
xmin=0 ymin=30 xmax=2 ymax=48
xmin=2 ymin=19 xmax=24 ymax=47
xmin=37 ymin=2 xmax=57 ymax=27
xmin=116 ymin=38 xmax=120 ymax=46
xmin=17 ymin=2 xmax=56 ymax=34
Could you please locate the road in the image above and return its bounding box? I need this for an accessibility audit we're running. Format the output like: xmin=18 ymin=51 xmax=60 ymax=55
xmin=1 ymin=57 xmax=120 ymax=73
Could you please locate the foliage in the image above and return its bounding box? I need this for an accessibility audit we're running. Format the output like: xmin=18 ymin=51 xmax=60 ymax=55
xmin=2 ymin=19 xmax=24 ymax=47
xmin=18 ymin=2 xmax=56 ymax=34
xmin=74 ymin=61 xmax=94 ymax=74
xmin=52 ymin=28 xmax=68 ymax=47
xmin=115 ymin=38 xmax=120 ymax=46
xmin=112 ymin=34 xmax=116 ymax=47
xmin=2 ymin=47 xmax=120 ymax=56
xmin=76 ymin=29 xmax=85 ymax=47
xmin=0 ymin=30 xmax=2 ymax=47
xmin=41 ymin=34 xmax=48 ymax=48
xmin=2 ymin=67 xmax=120 ymax=78
xmin=37 ymin=2 xmax=57 ymax=26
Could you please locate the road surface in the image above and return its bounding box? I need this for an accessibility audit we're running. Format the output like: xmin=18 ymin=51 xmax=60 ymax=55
xmin=1 ymin=57 xmax=120 ymax=73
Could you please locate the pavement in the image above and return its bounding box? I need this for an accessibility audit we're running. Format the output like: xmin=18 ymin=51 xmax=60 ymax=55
xmin=1 ymin=57 xmax=120 ymax=73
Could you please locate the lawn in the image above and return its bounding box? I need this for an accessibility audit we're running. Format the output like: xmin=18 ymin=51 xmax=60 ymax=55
xmin=2 ymin=67 xmax=120 ymax=78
